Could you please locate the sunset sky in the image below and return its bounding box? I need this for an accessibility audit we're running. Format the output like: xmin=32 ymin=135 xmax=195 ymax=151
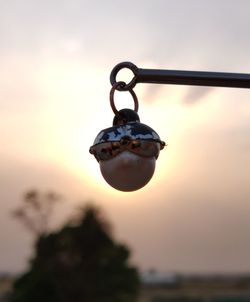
xmin=1 ymin=0 xmax=250 ymax=274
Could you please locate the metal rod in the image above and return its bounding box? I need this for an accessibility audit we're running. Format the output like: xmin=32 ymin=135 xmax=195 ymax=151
xmin=110 ymin=62 xmax=250 ymax=90
xmin=136 ymin=68 xmax=250 ymax=88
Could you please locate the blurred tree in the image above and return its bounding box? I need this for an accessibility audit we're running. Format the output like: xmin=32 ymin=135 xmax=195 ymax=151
xmin=12 ymin=190 xmax=61 ymax=236
xmin=11 ymin=202 xmax=139 ymax=302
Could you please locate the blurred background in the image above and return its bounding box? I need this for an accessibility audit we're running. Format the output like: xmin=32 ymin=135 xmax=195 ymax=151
xmin=0 ymin=0 xmax=250 ymax=301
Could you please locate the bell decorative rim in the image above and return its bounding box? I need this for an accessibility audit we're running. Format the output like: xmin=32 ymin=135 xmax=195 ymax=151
xmin=90 ymin=122 xmax=165 ymax=148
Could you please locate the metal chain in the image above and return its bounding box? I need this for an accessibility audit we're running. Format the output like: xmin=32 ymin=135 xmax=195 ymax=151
xmin=109 ymin=81 xmax=139 ymax=114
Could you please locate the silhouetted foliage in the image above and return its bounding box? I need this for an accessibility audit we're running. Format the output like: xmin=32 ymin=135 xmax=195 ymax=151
xmin=11 ymin=204 xmax=139 ymax=302
xmin=12 ymin=190 xmax=61 ymax=236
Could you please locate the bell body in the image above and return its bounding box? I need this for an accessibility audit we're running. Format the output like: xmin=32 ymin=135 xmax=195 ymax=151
xmin=89 ymin=109 xmax=165 ymax=192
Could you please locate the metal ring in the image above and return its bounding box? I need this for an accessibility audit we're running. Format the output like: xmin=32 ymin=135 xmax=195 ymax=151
xmin=110 ymin=61 xmax=138 ymax=91
xmin=110 ymin=81 xmax=139 ymax=114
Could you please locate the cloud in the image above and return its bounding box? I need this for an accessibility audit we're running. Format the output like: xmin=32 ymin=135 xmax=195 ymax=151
xmin=183 ymin=86 xmax=214 ymax=104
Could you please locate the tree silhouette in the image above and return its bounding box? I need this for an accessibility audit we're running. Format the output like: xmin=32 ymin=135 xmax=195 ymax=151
xmin=12 ymin=190 xmax=61 ymax=236
xmin=11 ymin=201 xmax=139 ymax=302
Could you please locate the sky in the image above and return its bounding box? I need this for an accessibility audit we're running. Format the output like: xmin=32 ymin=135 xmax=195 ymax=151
xmin=0 ymin=0 xmax=250 ymax=274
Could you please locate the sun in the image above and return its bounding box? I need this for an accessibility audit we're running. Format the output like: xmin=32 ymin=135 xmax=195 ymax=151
xmin=37 ymin=63 xmax=115 ymax=189
xmin=39 ymin=81 xmax=183 ymax=193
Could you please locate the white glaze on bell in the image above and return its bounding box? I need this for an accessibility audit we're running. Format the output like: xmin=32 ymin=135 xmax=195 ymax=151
xmin=99 ymin=151 xmax=156 ymax=192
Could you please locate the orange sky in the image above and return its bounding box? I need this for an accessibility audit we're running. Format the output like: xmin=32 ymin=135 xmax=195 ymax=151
xmin=0 ymin=0 xmax=250 ymax=274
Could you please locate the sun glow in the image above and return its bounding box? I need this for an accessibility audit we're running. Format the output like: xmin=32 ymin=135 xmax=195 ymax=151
xmin=39 ymin=75 xmax=180 ymax=193
xmin=36 ymin=63 xmax=110 ymax=188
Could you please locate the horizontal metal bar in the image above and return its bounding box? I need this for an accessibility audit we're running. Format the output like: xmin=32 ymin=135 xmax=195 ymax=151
xmin=110 ymin=62 xmax=250 ymax=90
xmin=136 ymin=68 xmax=250 ymax=89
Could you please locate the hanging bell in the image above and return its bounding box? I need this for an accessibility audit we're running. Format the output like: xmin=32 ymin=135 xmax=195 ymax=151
xmin=90 ymin=105 xmax=165 ymax=192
